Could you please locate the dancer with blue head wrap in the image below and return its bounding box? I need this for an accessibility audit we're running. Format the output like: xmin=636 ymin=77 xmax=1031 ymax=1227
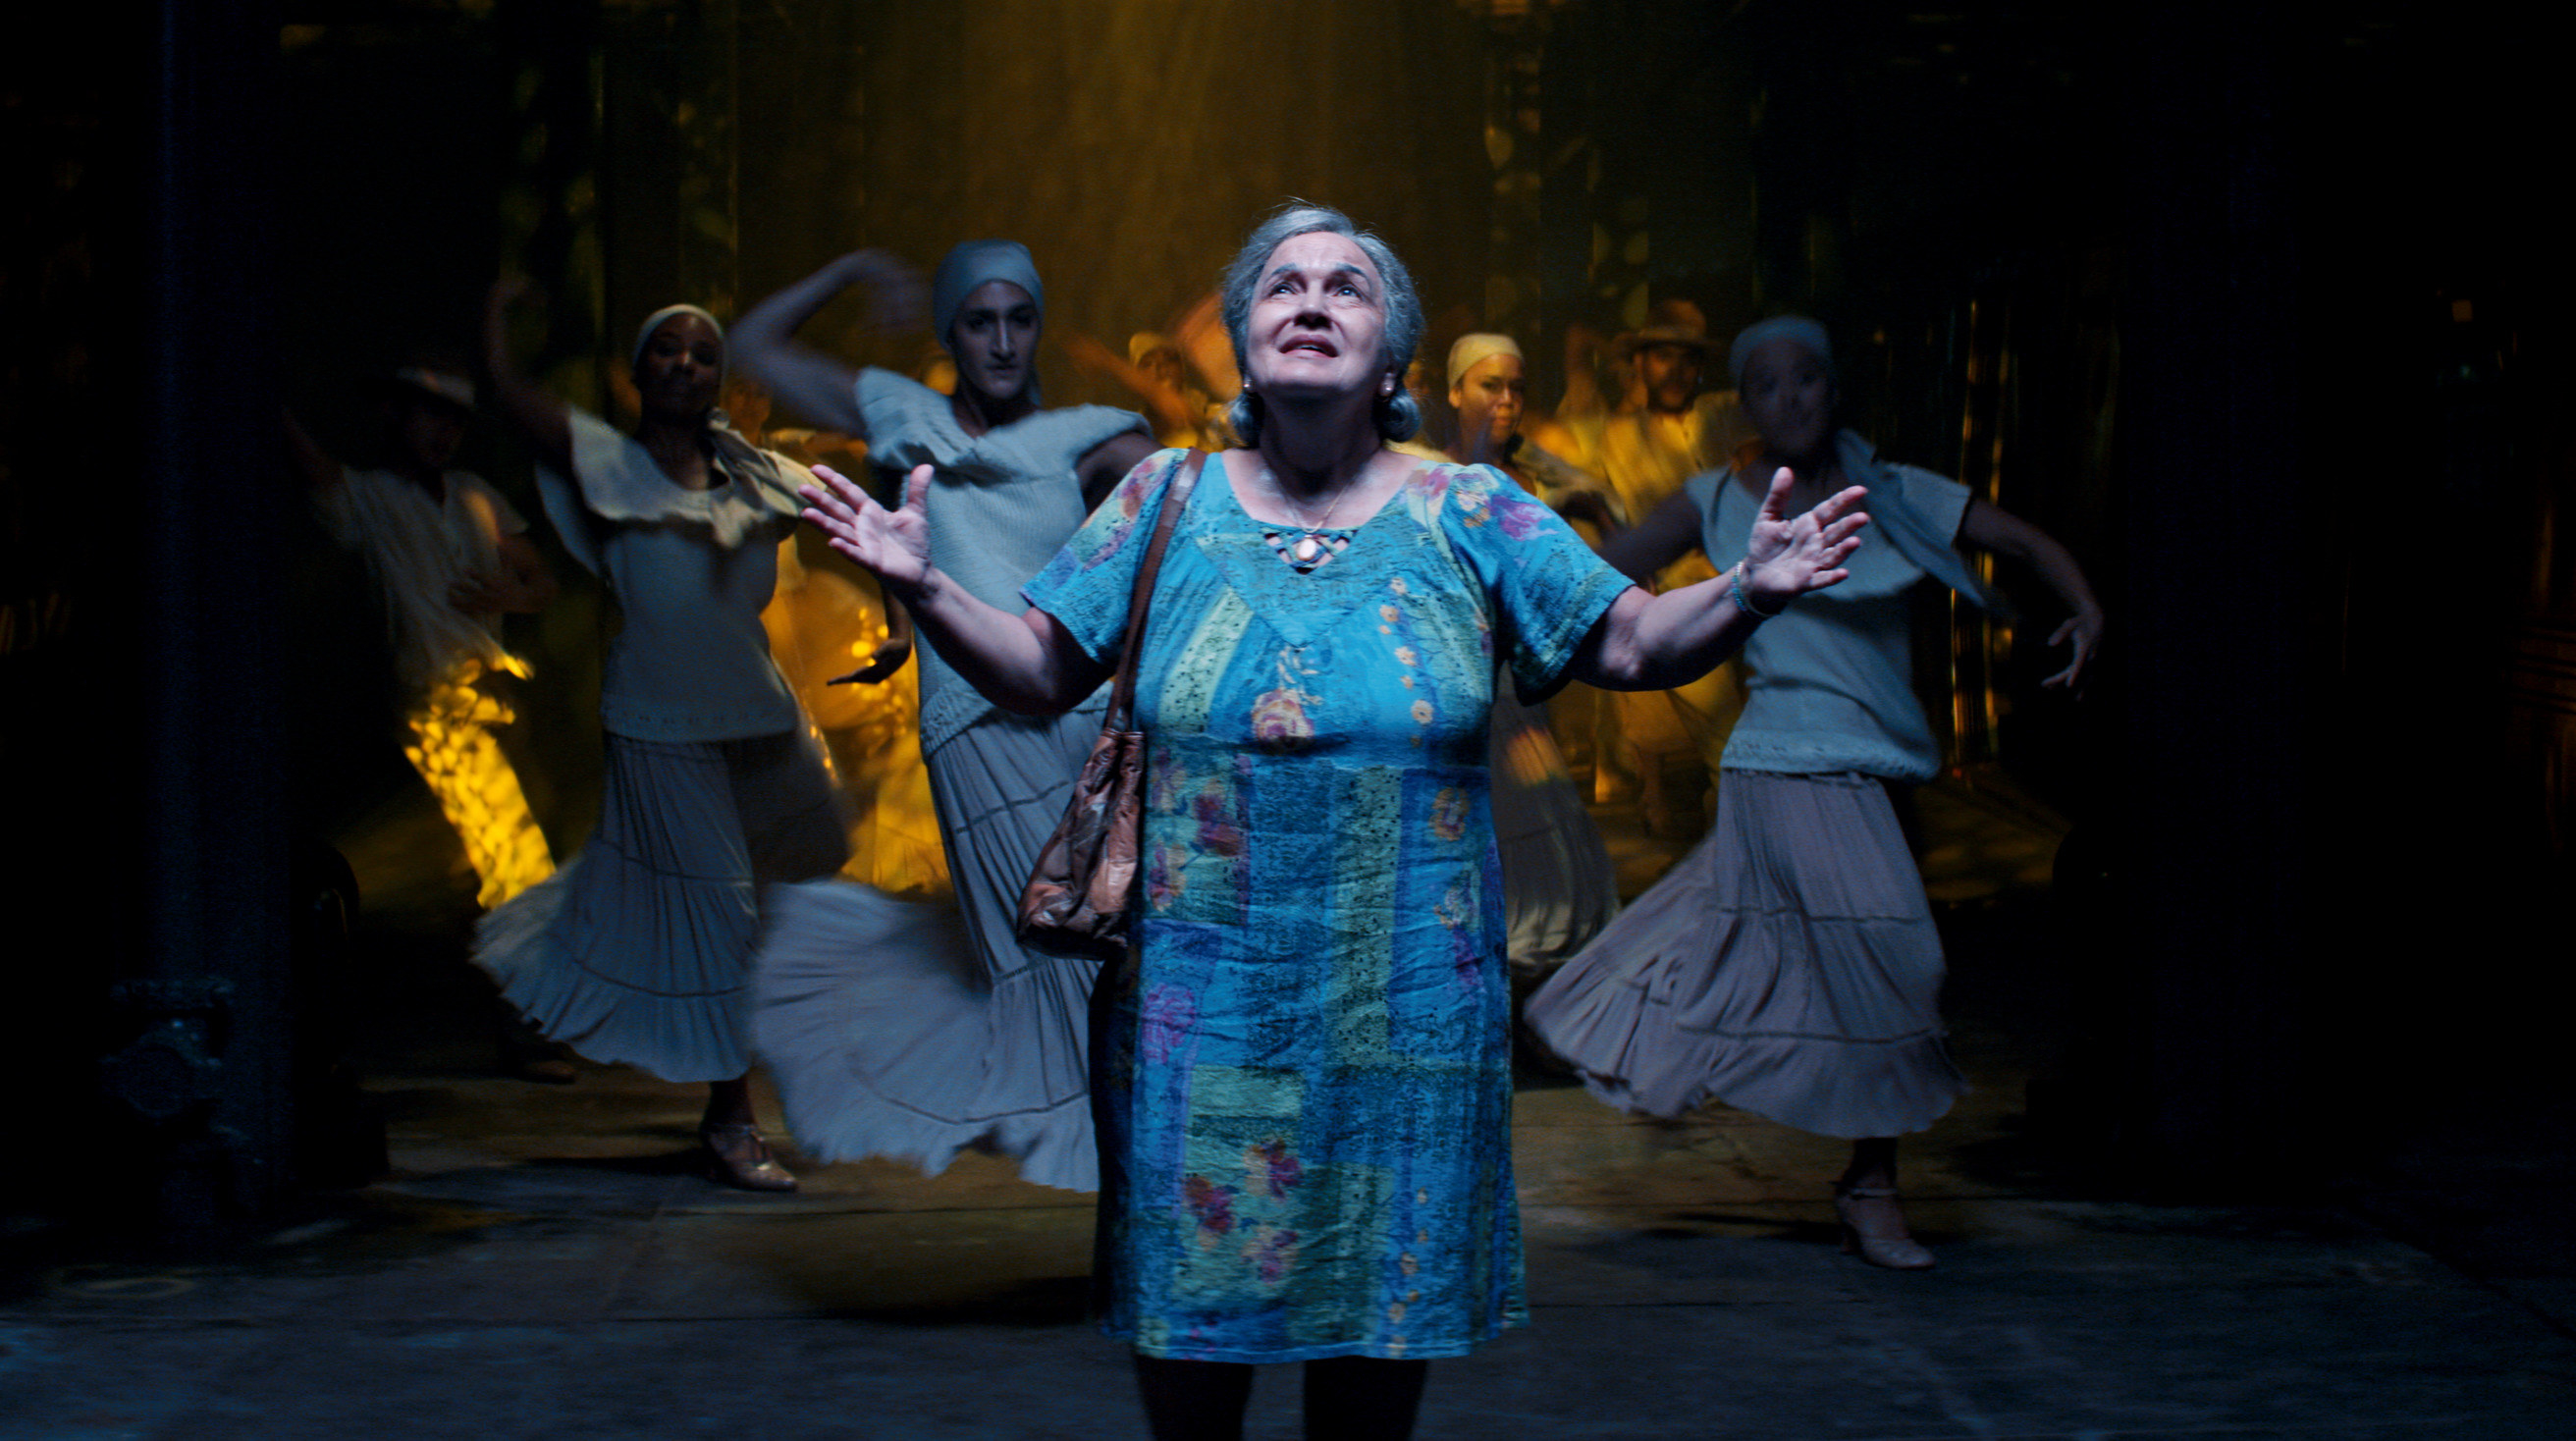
xmin=1528 ymin=314 xmax=2106 ymax=1269
xmin=729 ymin=240 xmax=1155 ymax=1192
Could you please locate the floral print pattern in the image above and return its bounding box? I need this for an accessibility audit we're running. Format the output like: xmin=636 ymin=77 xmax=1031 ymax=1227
xmin=1024 ymin=450 xmax=1632 ymax=1363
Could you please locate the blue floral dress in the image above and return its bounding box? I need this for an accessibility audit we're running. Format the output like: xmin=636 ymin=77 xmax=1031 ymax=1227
xmin=1024 ymin=449 xmax=1632 ymax=1362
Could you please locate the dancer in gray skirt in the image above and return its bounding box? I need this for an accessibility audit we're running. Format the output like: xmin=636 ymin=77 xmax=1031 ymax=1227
xmin=472 ymin=282 xmax=853 ymax=1191
xmin=1526 ymin=315 xmax=2104 ymax=1267
xmin=731 ymin=241 xmax=1154 ymax=1191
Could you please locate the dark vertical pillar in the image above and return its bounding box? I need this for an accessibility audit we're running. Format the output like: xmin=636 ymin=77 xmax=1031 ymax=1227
xmin=2113 ymin=5 xmax=2309 ymax=1182
xmin=117 ymin=0 xmax=293 ymax=1232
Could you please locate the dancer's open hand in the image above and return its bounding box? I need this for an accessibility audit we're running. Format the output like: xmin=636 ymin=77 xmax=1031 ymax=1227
xmin=2041 ymin=608 xmax=2105 ymax=691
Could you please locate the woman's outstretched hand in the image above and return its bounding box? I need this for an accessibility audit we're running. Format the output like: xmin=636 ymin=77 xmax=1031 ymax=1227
xmin=2041 ymin=608 xmax=2105 ymax=691
xmin=1743 ymin=466 xmax=1868 ymax=609
xmin=802 ymin=462 xmax=934 ymax=597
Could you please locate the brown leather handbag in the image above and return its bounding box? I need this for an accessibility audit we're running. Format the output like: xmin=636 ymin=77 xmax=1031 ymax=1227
xmin=1015 ymin=450 xmax=1206 ymax=953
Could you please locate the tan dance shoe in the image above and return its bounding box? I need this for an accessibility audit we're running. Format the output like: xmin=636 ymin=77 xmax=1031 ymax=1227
xmin=1834 ymin=1183 xmax=1934 ymax=1269
xmin=700 ymin=1122 xmax=798 ymax=1192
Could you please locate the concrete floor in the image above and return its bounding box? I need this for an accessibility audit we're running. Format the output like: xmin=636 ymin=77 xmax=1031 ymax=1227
xmin=4 ymin=778 xmax=2569 ymax=1439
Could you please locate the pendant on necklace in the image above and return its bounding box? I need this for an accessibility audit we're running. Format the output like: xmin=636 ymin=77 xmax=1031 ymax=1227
xmin=1291 ymin=533 xmax=1324 ymax=566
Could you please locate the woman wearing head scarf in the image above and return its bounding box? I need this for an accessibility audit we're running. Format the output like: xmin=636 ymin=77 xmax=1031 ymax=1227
xmin=469 ymin=281 xmax=853 ymax=1191
xmin=727 ymin=243 xmax=1155 ymax=1192
xmin=1441 ymin=332 xmax=1595 ymax=503
xmin=1526 ymin=316 xmax=2106 ymax=1267
xmin=797 ymin=206 xmax=1868 ymax=1440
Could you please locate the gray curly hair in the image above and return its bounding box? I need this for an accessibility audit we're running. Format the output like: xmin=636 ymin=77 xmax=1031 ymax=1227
xmin=1219 ymin=203 xmax=1425 ymax=446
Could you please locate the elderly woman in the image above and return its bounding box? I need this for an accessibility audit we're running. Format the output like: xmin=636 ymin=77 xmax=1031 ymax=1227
xmin=730 ymin=242 xmax=1155 ymax=1191
xmin=1527 ymin=316 xmax=2105 ymax=1268
xmin=472 ymin=283 xmax=851 ymax=1190
xmin=799 ymin=207 xmax=1866 ymax=1439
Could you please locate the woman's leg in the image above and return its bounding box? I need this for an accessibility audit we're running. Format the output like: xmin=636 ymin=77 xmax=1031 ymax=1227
xmin=1302 ymin=1357 xmax=1429 ymax=1441
xmin=1134 ymin=1356 xmax=1255 ymax=1441
xmin=703 ymin=1075 xmax=756 ymax=1128
xmin=1834 ymin=1136 xmax=1932 ymax=1268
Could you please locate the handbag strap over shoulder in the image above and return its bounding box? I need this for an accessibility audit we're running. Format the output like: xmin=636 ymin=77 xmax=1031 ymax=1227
xmin=1101 ymin=449 xmax=1207 ymax=730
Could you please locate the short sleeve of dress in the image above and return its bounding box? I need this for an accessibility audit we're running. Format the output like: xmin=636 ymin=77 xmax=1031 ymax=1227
xmin=1433 ymin=463 xmax=1633 ymax=697
xmin=1019 ymin=447 xmax=1195 ymax=667
xmin=1888 ymin=462 xmax=1972 ymax=544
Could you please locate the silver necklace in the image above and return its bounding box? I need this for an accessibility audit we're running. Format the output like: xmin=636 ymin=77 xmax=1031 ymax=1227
xmin=1261 ymin=466 xmax=1358 ymax=572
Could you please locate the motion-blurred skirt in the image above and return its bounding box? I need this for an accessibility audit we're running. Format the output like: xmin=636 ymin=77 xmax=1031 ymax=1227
xmin=476 ymin=729 xmax=848 ymax=1084
xmin=751 ymin=698 xmax=1107 ymax=1192
xmin=1523 ymin=769 xmax=1964 ymax=1138
xmin=1489 ymin=680 xmax=1616 ymax=979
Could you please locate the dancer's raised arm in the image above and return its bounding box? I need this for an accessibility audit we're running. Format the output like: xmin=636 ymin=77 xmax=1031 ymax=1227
xmin=479 ymin=279 xmax=573 ymax=477
xmin=732 ymin=249 xmax=923 ymax=438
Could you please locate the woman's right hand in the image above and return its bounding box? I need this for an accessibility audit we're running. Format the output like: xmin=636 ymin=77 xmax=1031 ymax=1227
xmin=802 ymin=462 xmax=934 ymax=597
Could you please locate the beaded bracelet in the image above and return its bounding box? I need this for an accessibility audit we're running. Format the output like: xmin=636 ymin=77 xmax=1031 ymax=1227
xmin=1730 ymin=560 xmax=1787 ymax=619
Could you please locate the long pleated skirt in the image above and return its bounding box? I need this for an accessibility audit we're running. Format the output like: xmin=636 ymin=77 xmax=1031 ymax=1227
xmin=1523 ymin=769 xmax=1964 ymax=1139
xmin=751 ymin=696 xmax=1107 ymax=1192
xmin=1489 ymin=681 xmax=1617 ymax=978
xmin=475 ymin=729 xmax=848 ymax=1083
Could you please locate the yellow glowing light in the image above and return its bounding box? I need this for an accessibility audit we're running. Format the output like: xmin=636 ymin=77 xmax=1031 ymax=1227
xmin=762 ymin=546 xmax=951 ymax=898
xmin=403 ymin=659 xmax=555 ymax=908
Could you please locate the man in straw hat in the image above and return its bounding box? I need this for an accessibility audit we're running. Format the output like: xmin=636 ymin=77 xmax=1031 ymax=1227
xmin=286 ymin=363 xmax=559 ymax=913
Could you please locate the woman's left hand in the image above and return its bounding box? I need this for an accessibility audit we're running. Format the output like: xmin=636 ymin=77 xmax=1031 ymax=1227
xmin=1743 ymin=466 xmax=1868 ymax=609
xmin=2042 ymin=607 xmax=2105 ymax=690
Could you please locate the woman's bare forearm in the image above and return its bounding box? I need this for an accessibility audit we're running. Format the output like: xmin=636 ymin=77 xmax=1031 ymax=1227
xmin=480 ymin=282 xmax=574 ymax=475
xmin=883 ymin=567 xmax=1107 ymax=715
xmin=1598 ymin=489 xmax=1702 ymax=584
xmin=1570 ymin=580 xmax=1763 ymax=691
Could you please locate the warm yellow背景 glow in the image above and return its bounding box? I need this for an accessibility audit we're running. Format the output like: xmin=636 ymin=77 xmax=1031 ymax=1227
xmin=763 ymin=543 xmax=950 ymax=898
xmin=403 ymin=660 xmax=555 ymax=908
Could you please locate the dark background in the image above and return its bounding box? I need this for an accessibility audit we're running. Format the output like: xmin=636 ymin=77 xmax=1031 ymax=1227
xmin=2 ymin=0 xmax=2565 ymax=1234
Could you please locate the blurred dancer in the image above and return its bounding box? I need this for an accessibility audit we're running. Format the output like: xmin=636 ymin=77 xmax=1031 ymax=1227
xmin=731 ymin=374 xmax=950 ymax=898
xmin=732 ymin=242 xmax=1154 ymax=1191
xmin=286 ymin=367 xmax=557 ymax=911
xmin=1554 ymin=309 xmax=1752 ymax=833
xmin=1527 ymin=316 xmax=2105 ymax=1267
xmin=1442 ymin=334 xmax=1619 ymax=980
xmin=473 ymin=282 xmax=852 ymax=1190
xmin=1067 ymin=328 xmax=1229 ymax=451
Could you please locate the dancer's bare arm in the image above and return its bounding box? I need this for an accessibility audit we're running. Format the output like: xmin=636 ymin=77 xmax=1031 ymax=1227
xmin=480 ymin=279 xmax=573 ymax=478
xmin=1959 ymin=498 xmax=2104 ymax=690
xmin=733 ymin=250 xmax=924 ymax=437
